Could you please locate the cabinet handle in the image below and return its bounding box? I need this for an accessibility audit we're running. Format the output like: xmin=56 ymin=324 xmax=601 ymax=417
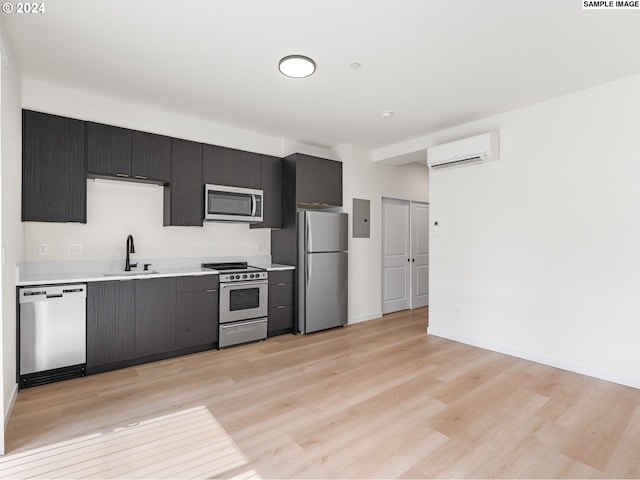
xmin=116 ymin=173 xmax=129 ymax=177
xmin=277 ymin=283 xmax=286 ymax=286
xmin=206 ymin=289 xmax=217 ymax=293
xmin=134 ymin=175 xmax=147 ymax=180
xmin=276 ymin=305 xmax=286 ymax=309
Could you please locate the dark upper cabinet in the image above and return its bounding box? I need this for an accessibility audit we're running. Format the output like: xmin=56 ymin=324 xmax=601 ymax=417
xmin=176 ymin=275 xmax=219 ymax=349
xmin=203 ymin=144 xmax=234 ymax=186
xmin=86 ymin=280 xmax=136 ymax=372
xmin=131 ymin=131 xmax=171 ymax=183
xmin=164 ymin=138 xmax=203 ymax=226
xmin=86 ymin=122 xmax=132 ymax=178
xmin=135 ymin=277 xmax=177 ymax=357
xmin=321 ymin=158 xmax=343 ymax=207
xmin=202 ymin=145 xmax=261 ymax=189
xmin=87 ymin=123 xmax=171 ymax=184
xmin=234 ymin=150 xmax=261 ymax=189
xmin=22 ymin=110 xmax=87 ymax=223
xmin=292 ymin=154 xmax=343 ymax=207
xmin=251 ymin=155 xmax=282 ymax=229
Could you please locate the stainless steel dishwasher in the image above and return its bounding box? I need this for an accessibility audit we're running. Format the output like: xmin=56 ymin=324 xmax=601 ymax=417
xmin=19 ymin=284 xmax=87 ymax=388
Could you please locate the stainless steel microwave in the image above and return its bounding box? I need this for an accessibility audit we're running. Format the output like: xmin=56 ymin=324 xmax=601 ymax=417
xmin=204 ymin=184 xmax=263 ymax=223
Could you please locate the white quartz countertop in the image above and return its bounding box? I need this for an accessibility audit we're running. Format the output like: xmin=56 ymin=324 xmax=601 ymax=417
xmin=16 ymin=259 xmax=295 ymax=287
xmin=16 ymin=266 xmax=220 ymax=287
xmin=254 ymin=263 xmax=295 ymax=271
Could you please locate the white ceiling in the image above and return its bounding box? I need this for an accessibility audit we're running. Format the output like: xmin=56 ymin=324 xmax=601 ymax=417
xmin=3 ymin=0 xmax=640 ymax=151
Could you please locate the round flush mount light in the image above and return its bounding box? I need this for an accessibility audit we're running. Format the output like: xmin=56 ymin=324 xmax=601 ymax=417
xmin=350 ymin=62 xmax=362 ymax=70
xmin=278 ymin=55 xmax=316 ymax=78
xmin=381 ymin=110 xmax=394 ymax=119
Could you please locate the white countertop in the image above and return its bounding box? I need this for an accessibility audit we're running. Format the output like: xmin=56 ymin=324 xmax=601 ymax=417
xmin=16 ymin=258 xmax=294 ymax=286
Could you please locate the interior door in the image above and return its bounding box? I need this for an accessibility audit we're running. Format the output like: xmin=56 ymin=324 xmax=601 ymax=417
xmin=382 ymin=198 xmax=410 ymax=314
xmin=411 ymin=202 xmax=429 ymax=308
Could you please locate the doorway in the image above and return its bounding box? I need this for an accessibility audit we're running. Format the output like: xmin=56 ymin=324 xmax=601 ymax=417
xmin=381 ymin=198 xmax=429 ymax=314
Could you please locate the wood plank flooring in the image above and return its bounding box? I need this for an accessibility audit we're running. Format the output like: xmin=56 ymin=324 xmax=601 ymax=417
xmin=3 ymin=307 xmax=640 ymax=478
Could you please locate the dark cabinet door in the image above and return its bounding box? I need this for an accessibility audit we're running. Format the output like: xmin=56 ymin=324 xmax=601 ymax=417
xmin=131 ymin=131 xmax=171 ymax=183
xmin=252 ymin=155 xmax=282 ymax=229
xmin=321 ymin=158 xmax=343 ymax=206
xmin=135 ymin=277 xmax=177 ymax=357
xmin=295 ymin=154 xmax=322 ymax=205
xmin=86 ymin=122 xmax=132 ymax=178
xmin=202 ymin=144 xmax=234 ymax=186
xmin=176 ymin=290 xmax=219 ymax=348
xmin=294 ymin=154 xmax=343 ymax=206
xmin=176 ymin=275 xmax=219 ymax=348
xmin=22 ymin=110 xmax=86 ymax=223
xmin=86 ymin=281 xmax=135 ymax=370
xmin=234 ymin=150 xmax=261 ymax=189
xmin=165 ymin=138 xmax=203 ymax=226
xmin=267 ymin=269 xmax=295 ymax=336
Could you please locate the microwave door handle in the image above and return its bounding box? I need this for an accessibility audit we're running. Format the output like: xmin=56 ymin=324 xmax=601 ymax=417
xmin=251 ymin=194 xmax=257 ymax=216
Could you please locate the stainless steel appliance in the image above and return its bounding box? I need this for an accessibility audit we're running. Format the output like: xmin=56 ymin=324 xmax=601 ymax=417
xmin=19 ymin=284 xmax=87 ymax=388
xmin=297 ymin=211 xmax=348 ymax=334
xmin=204 ymin=184 xmax=263 ymax=223
xmin=201 ymin=262 xmax=268 ymax=348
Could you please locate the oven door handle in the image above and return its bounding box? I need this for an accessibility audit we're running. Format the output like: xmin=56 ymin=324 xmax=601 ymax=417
xmin=220 ymin=280 xmax=268 ymax=289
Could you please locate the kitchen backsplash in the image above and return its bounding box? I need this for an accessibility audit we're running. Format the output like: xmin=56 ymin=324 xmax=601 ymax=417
xmin=23 ymin=178 xmax=271 ymax=262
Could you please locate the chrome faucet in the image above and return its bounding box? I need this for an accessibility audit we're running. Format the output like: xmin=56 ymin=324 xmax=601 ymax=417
xmin=125 ymin=235 xmax=137 ymax=271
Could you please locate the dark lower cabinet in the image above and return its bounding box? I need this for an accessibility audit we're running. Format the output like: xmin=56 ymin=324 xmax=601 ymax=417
xmin=22 ymin=110 xmax=87 ymax=223
xmin=268 ymin=269 xmax=295 ymax=336
xmin=164 ymin=138 xmax=203 ymax=226
xmin=176 ymin=275 xmax=219 ymax=349
xmin=86 ymin=280 xmax=135 ymax=372
xmin=135 ymin=277 xmax=177 ymax=357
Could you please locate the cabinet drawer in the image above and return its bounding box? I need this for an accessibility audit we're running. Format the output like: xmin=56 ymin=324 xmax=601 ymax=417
xmin=177 ymin=275 xmax=219 ymax=293
xmin=268 ymin=269 xmax=294 ymax=285
xmin=268 ymin=305 xmax=294 ymax=333
xmin=269 ymin=283 xmax=293 ymax=308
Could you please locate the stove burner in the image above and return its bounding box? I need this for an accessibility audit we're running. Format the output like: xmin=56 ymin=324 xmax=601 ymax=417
xmin=201 ymin=262 xmax=268 ymax=282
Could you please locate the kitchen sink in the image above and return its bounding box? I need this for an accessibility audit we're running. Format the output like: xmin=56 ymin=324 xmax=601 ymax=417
xmin=102 ymin=270 xmax=157 ymax=277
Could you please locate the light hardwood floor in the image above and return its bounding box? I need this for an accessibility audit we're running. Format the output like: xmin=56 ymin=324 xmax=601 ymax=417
xmin=2 ymin=307 xmax=640 ymax=478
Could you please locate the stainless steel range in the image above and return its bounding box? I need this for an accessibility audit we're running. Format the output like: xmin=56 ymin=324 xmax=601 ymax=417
xmin=201 ymin=262 xmax=268 ymax=348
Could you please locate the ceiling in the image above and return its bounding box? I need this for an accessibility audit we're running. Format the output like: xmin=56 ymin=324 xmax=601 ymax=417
xmin=3 ymin=0 xmax=640 ymax=151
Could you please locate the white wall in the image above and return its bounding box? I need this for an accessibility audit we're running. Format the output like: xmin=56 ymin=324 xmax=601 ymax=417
xmin=427 ymin=73 xmax=640 ymax=389
xmin=334 ymin=144 xmax=429 ymax=323
xmin=23 ymin=180 xmax=270 ymax=262
xmin=0 ymin=20 xmax=23 ymax=454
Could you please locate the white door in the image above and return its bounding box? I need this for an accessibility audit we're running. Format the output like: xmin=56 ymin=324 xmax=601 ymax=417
xmin=411 ymin=202 xmax=429 ymax=308
xmin=382 ymin=198 xmax=410 ymax=314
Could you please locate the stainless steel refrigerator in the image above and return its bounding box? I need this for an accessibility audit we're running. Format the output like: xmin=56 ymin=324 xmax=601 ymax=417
xmin=297 ymin=211 xmax=348 ymax=334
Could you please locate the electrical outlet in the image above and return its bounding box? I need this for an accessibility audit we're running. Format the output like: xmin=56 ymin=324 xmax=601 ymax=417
xmin=38 ymin=244 xmax=48 ymax=256
xmin=67 ymin=244 xmax=82 ymax=255
xmin=455 ymin=307 xmax=461 ymax=318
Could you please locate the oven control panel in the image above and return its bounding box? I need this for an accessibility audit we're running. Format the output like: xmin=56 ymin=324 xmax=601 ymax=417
xmin=220 ymin=271 xmax=268 ymax=282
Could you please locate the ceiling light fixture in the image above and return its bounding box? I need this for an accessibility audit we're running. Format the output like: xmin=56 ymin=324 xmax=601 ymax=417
xmin=279 ymin=55 xmax=316 ymax=78
xmin=350 ymin=62 xmax=361 ymax=70
xmin=381 ymin=110 xmax=394 ymax=119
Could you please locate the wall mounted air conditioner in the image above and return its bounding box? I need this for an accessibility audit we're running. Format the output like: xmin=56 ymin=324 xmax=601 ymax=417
xmin=427 ymin=132 xmax=499 ymax=169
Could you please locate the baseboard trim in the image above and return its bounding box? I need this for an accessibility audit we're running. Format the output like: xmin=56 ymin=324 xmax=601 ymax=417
xmin=4 ymin=382 xmax=18 ymax=429
xmin=428 ymin=327 xmax=640 ymax=390
xmin=349 ymin=312 xmax=382 ymax=325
